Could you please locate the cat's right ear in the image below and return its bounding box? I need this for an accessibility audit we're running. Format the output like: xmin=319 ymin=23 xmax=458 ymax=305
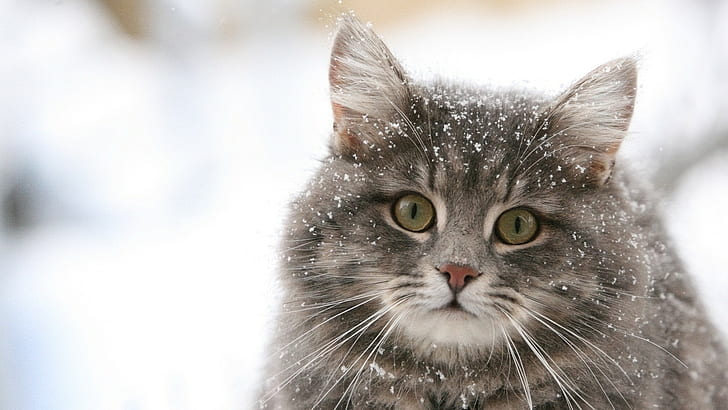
xmin=328 ymin=15 xmax=410 ymax=157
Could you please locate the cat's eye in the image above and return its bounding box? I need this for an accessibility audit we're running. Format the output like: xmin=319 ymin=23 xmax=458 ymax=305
xmin=392 ymin=194 xmax=435 ymax=232
xmin=496 ymin=208 xmax=539 ymax=245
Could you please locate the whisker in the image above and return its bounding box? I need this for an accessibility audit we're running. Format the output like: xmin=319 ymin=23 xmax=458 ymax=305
xmin=312 ymin=299 xmax=408 ymax=408
xmin=261 ymin=301 xmax=396 ymax=404
xmin=626 ymin=333 xmax=687 ymax=369
xmin=526 ymin=307 xmax=633 ymax=385
xmin=275 ymin=294 xmax=381 ymax=354
xmin=500 ymin=322 xmax=533 ymax=409
xmin=500 ymin=308 xmax=593 ymax=410
xmin=523 ymin=308 xmax=627 ymax=410
xmin=340 ymin=307 xmax=407 ymax=409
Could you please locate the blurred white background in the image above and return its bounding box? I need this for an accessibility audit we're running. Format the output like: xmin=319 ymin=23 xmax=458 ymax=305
xmin=0 ymin=0 xmax=727 ymax=409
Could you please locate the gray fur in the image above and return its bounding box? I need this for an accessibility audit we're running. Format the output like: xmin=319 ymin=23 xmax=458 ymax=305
xmin=259 ymin=15 xmax=728 ymax=410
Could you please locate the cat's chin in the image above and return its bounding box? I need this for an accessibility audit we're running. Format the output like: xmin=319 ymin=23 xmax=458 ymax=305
xmin=400 ymin=309 xmax=503 ymax=350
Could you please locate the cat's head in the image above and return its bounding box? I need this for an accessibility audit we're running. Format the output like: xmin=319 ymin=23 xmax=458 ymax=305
xmin=283 ymin=15 xmax=641 ymax=361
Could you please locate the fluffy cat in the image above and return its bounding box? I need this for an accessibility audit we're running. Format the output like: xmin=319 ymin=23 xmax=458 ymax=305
xmin=259 ymin=15 xmax=728 ymax=409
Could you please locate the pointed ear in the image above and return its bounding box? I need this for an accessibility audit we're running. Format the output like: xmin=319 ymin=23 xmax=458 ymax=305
xmin=545 ymin=57 xmax=638 ymax=186
xmin=329 ymin=15 xmax=410 ymax=157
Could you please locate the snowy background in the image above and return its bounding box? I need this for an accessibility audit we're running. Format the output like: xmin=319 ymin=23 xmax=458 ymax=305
xmin=0 ymin=0 xmax=727 ymax=409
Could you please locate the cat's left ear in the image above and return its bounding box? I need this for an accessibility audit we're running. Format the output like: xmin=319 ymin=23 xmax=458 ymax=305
xmin=328 ymin=15 xmax=411 ymax=157
xmin=545 ymin=57 xmax=638 ymax=186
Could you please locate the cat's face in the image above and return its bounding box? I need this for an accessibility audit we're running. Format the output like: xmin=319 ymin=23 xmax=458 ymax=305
xmin=282 ymin=16 xmax=639 ymax=360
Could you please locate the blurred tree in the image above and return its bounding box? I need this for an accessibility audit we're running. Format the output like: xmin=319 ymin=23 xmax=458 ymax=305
xmin=311 ymin=0 xmax=571 ymax=26
xmin=97 ymin=0 xmax=147 ymax=39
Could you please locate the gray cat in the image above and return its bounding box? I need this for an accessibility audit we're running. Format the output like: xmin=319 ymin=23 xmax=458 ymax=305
xmin=258 ymin=15 xmax=728 ymax=409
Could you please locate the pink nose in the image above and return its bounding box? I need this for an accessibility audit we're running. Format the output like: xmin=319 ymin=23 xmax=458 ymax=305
xmin=438 ymin=263 xmax=479 ymax=292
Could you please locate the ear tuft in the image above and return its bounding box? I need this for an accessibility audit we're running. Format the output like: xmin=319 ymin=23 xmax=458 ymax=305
xmin=546 ymin=57 xmax=638 ymax=185
xmin=328 ymin=14 xmax=410 ymax=156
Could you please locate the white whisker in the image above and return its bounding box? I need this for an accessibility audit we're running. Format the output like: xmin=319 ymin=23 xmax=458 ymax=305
xmin=500 ymin=322 xmax=533 ymax=409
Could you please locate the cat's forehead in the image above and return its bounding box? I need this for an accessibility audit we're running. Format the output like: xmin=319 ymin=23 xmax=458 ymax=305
xmin=411 ymin=84 xmax=546 ymax=194
xmin=416 ymin=83 xmax=544 ymax=141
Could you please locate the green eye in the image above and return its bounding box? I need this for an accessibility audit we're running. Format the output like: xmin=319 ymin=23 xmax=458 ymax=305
xmin=393 ymin=194 xmax=435 ymax=232
xmin=496 ymin=208 xmax=539 ymax=245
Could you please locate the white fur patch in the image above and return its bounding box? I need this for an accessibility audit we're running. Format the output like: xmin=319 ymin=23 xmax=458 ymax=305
xmin=401 ymin=310 xmax=502 ymax=347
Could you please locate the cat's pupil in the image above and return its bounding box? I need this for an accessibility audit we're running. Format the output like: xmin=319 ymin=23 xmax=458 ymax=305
xmin=514 ymin=216 xmax=522 ymax=234
xmin=410 ymin=203 xmax=418 ymax=220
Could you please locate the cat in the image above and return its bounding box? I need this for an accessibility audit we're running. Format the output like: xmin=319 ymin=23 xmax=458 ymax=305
xmin=258 ymin=15 xmax=728 ymax=410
